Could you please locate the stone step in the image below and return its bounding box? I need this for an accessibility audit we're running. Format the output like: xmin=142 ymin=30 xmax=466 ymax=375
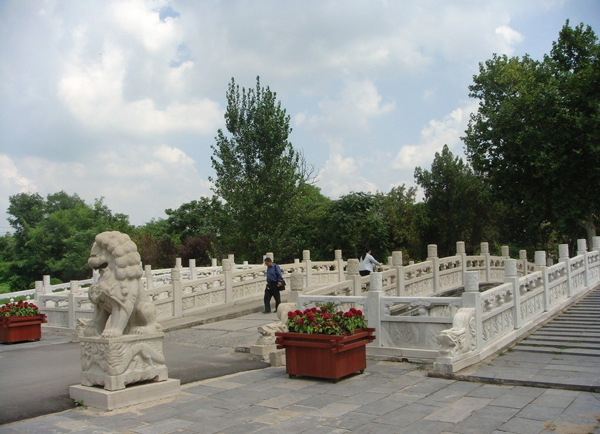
xmin=544 ymin=321 xmax=600 ymax=328
xmin=519 ymin=339 xmax=600 ymax=350
xmin=526 ymin=335 xmax=600 ymax=344
xmin=534 ymin=330 xmax=600 ymax=339
xmin=513 ymin=345 xmax=600 ymax=357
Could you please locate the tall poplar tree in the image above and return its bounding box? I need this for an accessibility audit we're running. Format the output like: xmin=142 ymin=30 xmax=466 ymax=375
xmin=210 ymin=77 xmax=308 ymax=262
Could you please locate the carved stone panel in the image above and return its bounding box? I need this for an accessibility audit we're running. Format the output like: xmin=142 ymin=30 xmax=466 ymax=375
xmin=79 ymin=333 xmax=168 ymax=391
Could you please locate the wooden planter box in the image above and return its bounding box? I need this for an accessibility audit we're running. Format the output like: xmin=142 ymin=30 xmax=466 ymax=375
xmin=0 ymin=314 xmax=47 ymax=344
xmin=275 ymin=328 xmax=376 ymax=382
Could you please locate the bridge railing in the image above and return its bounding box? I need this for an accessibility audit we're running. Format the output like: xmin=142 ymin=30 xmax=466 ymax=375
xmin=294 ymin=238 xmax=600 ymax=372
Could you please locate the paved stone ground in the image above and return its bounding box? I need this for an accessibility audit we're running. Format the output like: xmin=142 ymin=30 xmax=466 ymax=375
xmin=1 ymin=360 xmax=599 ymax=434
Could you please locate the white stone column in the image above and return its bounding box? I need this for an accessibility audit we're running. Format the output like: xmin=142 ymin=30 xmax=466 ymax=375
xmin=288 ymin=269 xmax=304 ymax=305
xmin=347 ymin=259 xmax=362 ymax=296
xmin=481 ymin=242 xmax=491 ymax=284
xmin=504 ymin=259 xmax=521 ymax=329
xmin=392 ymin=251 xmax=403 ymax=296
xmin=189 ymin=259 xmax=197 ymax=280
xmin=427 ymin=244 xmax=440 ymax=293
xmin=501 ymin=245 xmax=510 ymax=258
xmin=175 ymin=258 xmax=182 ymax=269
xmin=68 ymin=280 xmax=78 ymax=330
xmin=577 ymin=239 xmax=589 ymax=289
xmin=303 ymin=250 xmax=312 ymax=288
xmin=211 ymin=258 xmax=217 ymax=267
xmin=335 ymin=250 xmax=344 ymax=282
xmin=144 ymin=265 xmax=153 ymax=290
xmin=535 ymin=251 xmax=549 ymax=312
xmin=461 ymin=271 xmax=483 ymax=351
xmin=456 ymin=241 xmax=467 ymax=289
xmin=593 ymin=236 xmax=600 ymax=252
xmin=222 ymin=259 xmax=233 ymax=304
xmin=34 ymin=280 xmax=43 ymax=305
xmin=558 ymin=244 xmax=573 ymax=297
xmin=366 ymin=272 xmax=383 ymax=347
xmin=172 ymin=268 xmax=182 ymax=318
xmin=519 ymin=250 xmax=528 ymax=276
xmin=43 ymin=275 xmax=51 ymax=294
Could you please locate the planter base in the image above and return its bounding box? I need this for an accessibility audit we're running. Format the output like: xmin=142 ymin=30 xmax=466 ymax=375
xmin=0 ymin=315 xmax=47 ymax=344
xmin=276 ymin=328 xmax=375 ymax=382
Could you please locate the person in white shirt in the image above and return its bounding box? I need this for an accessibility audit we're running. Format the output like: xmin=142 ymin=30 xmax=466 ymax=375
xmin=359 ymin=247 xmax=381 ymax=276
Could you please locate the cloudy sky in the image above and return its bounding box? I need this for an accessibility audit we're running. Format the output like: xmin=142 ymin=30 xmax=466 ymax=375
xmin=1 ymin=0 xmax=599 ymax=232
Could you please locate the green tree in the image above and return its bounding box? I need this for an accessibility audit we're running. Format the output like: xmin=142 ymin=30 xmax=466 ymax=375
xmin=376 ymin=185 xmax=421 ymax=262
xmin=324 ymin=192 xmax=389 ymax=260
xmin=6 ymin=192 xmax=133 ymax=290
xmin=415 ymin=145 xmax=496 ymax=257
xmin=463 ymin=21 xmax=600 ymax=249
xmin=210 ymin=77 xmax=312 ymax=262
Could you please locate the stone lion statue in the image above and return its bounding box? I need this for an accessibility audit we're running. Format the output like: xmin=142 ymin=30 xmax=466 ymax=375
xmin=84 ymin=231 xmax=161 ymax=338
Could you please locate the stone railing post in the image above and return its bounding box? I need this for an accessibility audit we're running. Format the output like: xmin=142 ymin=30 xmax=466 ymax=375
xmin=346 ymin=259 xmax=361 ymax=296
xmin=501 ymin=245 xmax=509 ymax=258
xmin=68 ymin=280 xmax=78 ymax=329
xmin=366 ymin=272 xmax=383 ymax=347
xmin=222 ymin=258 xmax=233 ymax=304
xmin=43 ymin=275 xmax=51 ymax=294
xmin=456 ymin=241 xmax=467 ymax=285
xmin=34 ymin=281 xmax=44 ymax=304
xmin=172 ymin=268 xmax=182 ymax=318
xmin=335 ymin=250 xmax=344 ymax=282
xmin=427 ymin=244 xmax=439 ymax=293
xmin=577 ymin=239 xmax=589 ymax=289
xmin=535 ymin=251 xmax=549 ymax=312
xmin=303 ymin=250 xmax=312 ymax=288
xmin=559 ymin=244 xmax=573 ymax=297
xmin=175 ymin=258 xmax=182 ymax=269
xmin=189 ymin=259 xmax=197 ymax=280
xmin=288 ymin=270 xmax=304 ymax=305
xmin=481 ymin=242 xmax=491 ymax=283
xmin=461 ymin=271 xmax=483 ymax=351
xmin=519 ymin=250 xmax=528 ymax=276
xmin=211 ymin=258 xmax=218 ymax=267
xmin=593 ymin=236 xmax=600 ymax=252
xmin=504 ymin=259 xmax=521 ymax=329
xmin=144 ymin=265 xmax=153 ymax=290
xmin=228 ymin=254 xmax=235 ymax=264
xmin=392 ymin=251 xmax=403 ymax=296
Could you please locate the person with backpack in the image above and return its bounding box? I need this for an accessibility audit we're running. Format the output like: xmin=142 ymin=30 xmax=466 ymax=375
xmin=263 ymin=257 xmax=284 ymax=313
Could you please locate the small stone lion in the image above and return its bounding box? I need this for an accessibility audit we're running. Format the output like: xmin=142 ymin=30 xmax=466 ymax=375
xmin=84 ymin=231 xmax=161 ymax=338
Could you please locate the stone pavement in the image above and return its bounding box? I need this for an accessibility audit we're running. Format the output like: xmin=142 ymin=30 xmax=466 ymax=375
xmin=1 ymin=360 xmax=599 ymax=434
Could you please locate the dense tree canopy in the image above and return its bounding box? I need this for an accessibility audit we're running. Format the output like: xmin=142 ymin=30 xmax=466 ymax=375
xmin=463 ymin=21 xmax=600 ymax=248
xmin=5 ymin=192 xmax=132 ymax=290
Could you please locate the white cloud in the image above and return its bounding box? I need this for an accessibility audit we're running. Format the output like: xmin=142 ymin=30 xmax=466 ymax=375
xmin=58 ymin=38 xmax=223 ymax=135
xmin=316 ymin=140 xmax=378 ymax=198
xmin=392 ymin=101 xmax=478 ymax=170
xmin=305 ymin=77 xmax=395 ymax=136
xmin=496 ymin=25 xmax=524 ymax=53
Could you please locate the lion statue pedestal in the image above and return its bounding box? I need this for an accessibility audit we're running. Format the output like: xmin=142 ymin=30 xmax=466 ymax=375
xmin=69 ymin=231 xmax=179 ymax=410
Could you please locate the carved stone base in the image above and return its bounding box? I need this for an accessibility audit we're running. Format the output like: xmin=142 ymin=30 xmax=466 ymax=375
xmin=79 ymin=333 xmax=168 ymax=391
xmin=70 ymin=378 xmax=180 ymax=411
